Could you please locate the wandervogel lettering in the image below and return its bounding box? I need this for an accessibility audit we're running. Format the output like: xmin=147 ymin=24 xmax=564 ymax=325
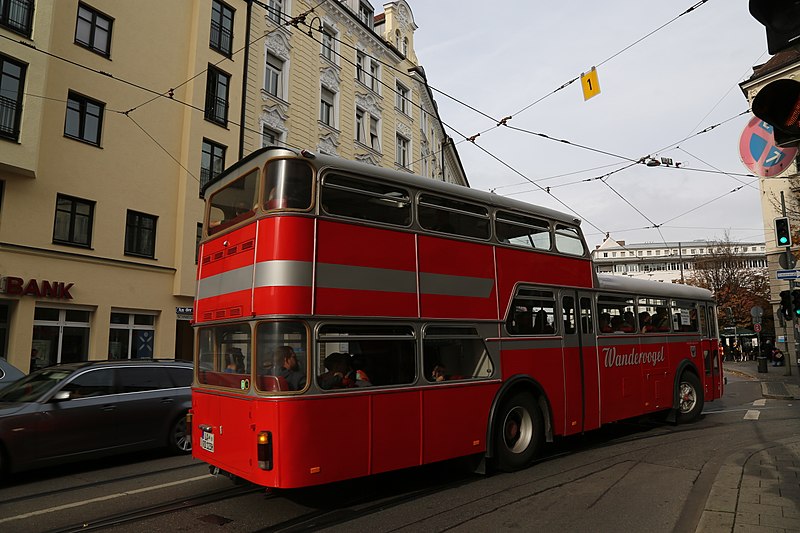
xmin=603 ymin=346 xmax=665 ymax=368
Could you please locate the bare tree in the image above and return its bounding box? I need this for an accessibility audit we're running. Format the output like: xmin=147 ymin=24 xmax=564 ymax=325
xmin=684 ymin=233 xmax=772 ymax=333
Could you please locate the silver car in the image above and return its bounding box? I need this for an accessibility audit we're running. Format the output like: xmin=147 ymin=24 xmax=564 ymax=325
xmin=0 ymin=359 xmax=192 ymax=475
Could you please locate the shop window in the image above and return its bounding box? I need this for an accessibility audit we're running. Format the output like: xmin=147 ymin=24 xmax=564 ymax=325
xmin=32 ymin=307 xmax=91 ymax=370
xmin=108 ymin=312 xmax=156 ymax=359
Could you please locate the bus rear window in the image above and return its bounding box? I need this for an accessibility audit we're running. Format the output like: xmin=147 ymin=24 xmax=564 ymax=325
xmin=208 ymin=168 xmax=258 ymax=235
xmin=321 ymin=173 xmax=411 ymax=226
xmin=264 ymin=158 xmax=313 ymax=211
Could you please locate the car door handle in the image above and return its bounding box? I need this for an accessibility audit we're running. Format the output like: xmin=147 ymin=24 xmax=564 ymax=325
xmin=161 ymin=398 xmax=174 ymax=404
xmin=101 ymin=405 xmax=116 ymax=411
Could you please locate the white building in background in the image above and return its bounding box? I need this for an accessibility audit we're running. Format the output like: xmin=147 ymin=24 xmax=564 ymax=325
xmin=591 ymin=235 xmax=767 ymax=283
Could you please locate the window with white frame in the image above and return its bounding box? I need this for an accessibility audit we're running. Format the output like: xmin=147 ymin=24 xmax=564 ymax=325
xmin=395 ymin=81 xmax=410 ymax=115
xmin=369 ymin=116 xmax=380 ymax=151
xmin=321 ymin=25 xmax=336 ymax=63
xmin=265 ymin=51 xmax=284 ymax=98
xmin=320 ymin=86 xmax=335 ymax=127
xmin=355 ymin=108 xmax=365 ymax=144
xmin=108 ymin=311 xmax=156 ymax=359
xmin=262 ymin=124 xmax=281 ymax=147
xmin=267 ymin=0 xmax=283 ymax=24
xmin=396 ymin=133 xmax=409 ymax=168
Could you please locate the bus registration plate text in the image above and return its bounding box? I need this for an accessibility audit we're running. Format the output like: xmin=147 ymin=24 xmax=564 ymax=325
xmin=201 ymin=430 xmax=214 ymax=452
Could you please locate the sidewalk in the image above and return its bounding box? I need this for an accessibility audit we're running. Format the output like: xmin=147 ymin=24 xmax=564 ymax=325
xmin=696 ymin=361 xmax=800 ymax=532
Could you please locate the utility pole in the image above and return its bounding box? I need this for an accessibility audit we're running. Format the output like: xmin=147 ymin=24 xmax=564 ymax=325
xmin=781 ymin=191 xmax=793 ymax=376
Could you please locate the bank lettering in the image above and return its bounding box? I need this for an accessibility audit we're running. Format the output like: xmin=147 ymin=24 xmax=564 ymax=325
xmin=603 ymin=346 xmax=664 ymax=368
xmin=0 ymin=277 xmax=74 ymax=300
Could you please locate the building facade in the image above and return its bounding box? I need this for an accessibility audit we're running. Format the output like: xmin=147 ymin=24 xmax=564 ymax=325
xmin=592 ymin=235 xmax=767 ymax=283
xmin=0 ymin=0 xmax=466 ymax=373
xmin=739 ymin=50 xmax=800 ymax=362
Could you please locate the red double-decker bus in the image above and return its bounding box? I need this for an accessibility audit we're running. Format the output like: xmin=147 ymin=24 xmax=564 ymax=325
xmin=191 ymin=147 xmax=722 ymax=489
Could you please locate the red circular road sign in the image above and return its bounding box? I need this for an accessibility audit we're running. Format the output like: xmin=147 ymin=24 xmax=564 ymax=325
xmin=739 ymin=115 xmax=798 ymax=177
xmin=754 ymin=323 xmax=762 ymax=333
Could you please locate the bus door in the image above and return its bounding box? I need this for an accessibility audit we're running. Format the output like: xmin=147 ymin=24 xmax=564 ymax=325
xmin=699 ymin=304 xmax=722 ymax=400
xmin=561 ymin=292 xmax=600 ymax=435
xmin=578 ymin=293 xmax=600 ymax=432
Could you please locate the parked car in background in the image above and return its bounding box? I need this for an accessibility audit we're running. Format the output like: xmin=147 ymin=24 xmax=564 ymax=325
xmin=0 ymin=359 xmax=192 ymax=475
xmin=0 ymin=359 xmax=25 ymax=390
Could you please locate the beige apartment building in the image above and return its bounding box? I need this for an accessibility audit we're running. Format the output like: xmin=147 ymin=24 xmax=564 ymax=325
xmin=0 ymin=0 xmax=466 ymax=373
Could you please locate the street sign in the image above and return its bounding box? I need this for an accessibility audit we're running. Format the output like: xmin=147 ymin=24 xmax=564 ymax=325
xmin=750 ymin=306 xmax=763 ymax=318
xmin=779 ymin=252 xmax=797 ymax=269
xmin=777 ymin=269 xmax=800 ymax=280
xmin=739 ymin=116 xmax=798 ymax=177
xmin=581 ymin=67 xmax=600 ymax=101
xmin=754 ymin=323 xmax=762 ymax=333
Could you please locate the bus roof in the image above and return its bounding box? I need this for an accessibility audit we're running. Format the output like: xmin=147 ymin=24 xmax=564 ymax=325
xmin=203 ymin=147 xmax=583 ymax=227
xmin=596 ymin=273 xmax=714 ymax=301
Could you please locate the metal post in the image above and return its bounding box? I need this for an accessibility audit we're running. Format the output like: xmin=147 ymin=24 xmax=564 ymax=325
xmin=781 ymin=191 xmax=793 ymax=376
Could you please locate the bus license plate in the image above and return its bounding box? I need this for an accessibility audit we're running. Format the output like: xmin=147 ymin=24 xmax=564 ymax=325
xmin=200 ymin=430 xmax=214 ymax=452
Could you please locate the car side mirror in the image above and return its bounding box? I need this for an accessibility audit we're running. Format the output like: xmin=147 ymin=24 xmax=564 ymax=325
xmin=52 ymin=391 xmax=72 ymax=402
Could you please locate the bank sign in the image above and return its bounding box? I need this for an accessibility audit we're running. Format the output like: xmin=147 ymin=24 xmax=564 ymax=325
xmin=0 ymin=276 xmax=74 ymax=300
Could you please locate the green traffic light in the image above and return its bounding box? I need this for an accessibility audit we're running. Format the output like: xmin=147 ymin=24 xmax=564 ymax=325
xmin=780 ymin=237 xmax=789 ymax=244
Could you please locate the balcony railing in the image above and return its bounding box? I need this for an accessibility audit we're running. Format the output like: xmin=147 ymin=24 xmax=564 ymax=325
xmin=204 ymin=94 xmax=228 ymax=125
xmin=1 ymin=0 xmax=34 ymax=38
xmin=0 ymin=94 xmax=21 ymax=141
xmin=209 ymin=20 xmax=232 ymax=55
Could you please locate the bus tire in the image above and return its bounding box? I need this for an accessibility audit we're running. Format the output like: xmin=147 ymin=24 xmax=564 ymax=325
xmin=494 ymin=391 xmax=543 ymax=472
xmin=676 ymin=372 xmax=704 ymax=424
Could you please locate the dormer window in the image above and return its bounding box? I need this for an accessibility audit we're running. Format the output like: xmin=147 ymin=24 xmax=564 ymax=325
xmin=359 ymin=1 xmax=373 ymax=29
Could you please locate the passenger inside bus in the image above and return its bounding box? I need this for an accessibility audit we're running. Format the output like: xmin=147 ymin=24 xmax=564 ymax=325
xmin=599 ymin=313 xmax=613 ymax=333
xmin=640 ymin=312 xmax=656 ymax=333
xmin=272 ymin=345 xmax=306 ymax=391
xmin=654 ymin=308 xmax=671 ymax=331
xmin=318 ymin=352 xmax=371 ymax=389
xmin=532 ymin=309 xmax=554 ymax=334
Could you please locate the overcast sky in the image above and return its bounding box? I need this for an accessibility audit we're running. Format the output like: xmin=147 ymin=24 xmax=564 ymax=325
xmin=408 ymin=0 xmax=771 ymax=250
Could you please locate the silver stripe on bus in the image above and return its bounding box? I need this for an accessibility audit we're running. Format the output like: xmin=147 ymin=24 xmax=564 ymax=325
xmin=200 ymin=261 xmax=495 ymax=299
xmin=419 ymin=272 xmax=495 ymax=298
xmin=197 ymin=265 xmax=254 ymax=300
xmin=254 ymin=260 xmax=314 ymax=288
xmin=316 ymin=263 xmax=417 ymax=293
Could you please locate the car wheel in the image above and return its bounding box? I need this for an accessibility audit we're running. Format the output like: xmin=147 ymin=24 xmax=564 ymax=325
xmin=169 ymin=413 xmax=191 ymax=454
xmin=676 ymin=372 xmax=704 ymax=424
xmin=494 ymin=391 xmax=543 ymax=472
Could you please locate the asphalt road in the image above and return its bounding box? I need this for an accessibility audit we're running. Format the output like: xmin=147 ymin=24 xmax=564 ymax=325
xmin=1 ymin=376 xmax=796 ymax=533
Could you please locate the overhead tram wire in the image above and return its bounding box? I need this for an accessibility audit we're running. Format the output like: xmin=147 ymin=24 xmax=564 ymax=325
xmin=123 ymin=0 xmax=327 ymax=115
xmin=420 ymin=0 xmax=714 ymax=153
xmin=676 ymin=147 xmax=760 ymax=190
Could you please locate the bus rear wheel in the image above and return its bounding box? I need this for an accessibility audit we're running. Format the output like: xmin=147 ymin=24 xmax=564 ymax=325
xmin=676 ymin=372 xmax=704 ymax=424
xmin=494 ymin=392 xmax=543 ymax=472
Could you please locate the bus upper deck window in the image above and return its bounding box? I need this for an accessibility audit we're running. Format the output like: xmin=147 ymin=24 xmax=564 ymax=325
xmin=208 ymin=168 xmax=259 ymax=235
xmin=264 ymin=159 xmax=313 ymax=211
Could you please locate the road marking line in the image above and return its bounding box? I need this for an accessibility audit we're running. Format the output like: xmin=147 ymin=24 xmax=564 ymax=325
xmin=0 ymin=474 xmax=211 ymax=523
xmin=753 ymin=399 xmax=767 ymax=407
xmin=743 ymin=410 xmax=761 ymax=420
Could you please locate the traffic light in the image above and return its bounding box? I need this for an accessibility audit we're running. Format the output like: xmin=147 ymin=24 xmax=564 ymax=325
xmin=780 ymin=289 xmax=792 ymax=319
xmin=775 ymin=216 xmax=793 ymax=246
xmin=792 ymin=289 xmax=800 ymax=317
xmin=749 ymin=0 xmax=800 ymax=54
xmin=752 ymin=79 xmax=800 ymax=147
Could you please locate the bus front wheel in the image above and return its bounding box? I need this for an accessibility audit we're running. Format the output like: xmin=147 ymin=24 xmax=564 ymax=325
xmin=494 ymin=392 xmax=543 ymax=472
xmin=676 ymin=372 xmax=704 ymax=424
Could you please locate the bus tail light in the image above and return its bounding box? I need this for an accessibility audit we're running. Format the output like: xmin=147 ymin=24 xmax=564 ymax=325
xmin=257 ymin=431 xmax=273 ymax=470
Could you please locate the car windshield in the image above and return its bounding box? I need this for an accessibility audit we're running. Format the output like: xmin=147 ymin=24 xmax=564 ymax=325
xmin=0 ymin=368 xmax=75 ymax=402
